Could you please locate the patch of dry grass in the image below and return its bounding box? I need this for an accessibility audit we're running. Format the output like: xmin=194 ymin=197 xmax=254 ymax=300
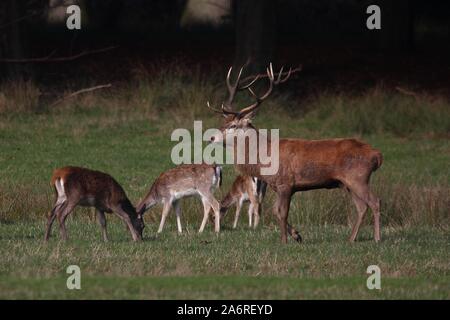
xmin=0 ymin=79 xmax=41 ymax=113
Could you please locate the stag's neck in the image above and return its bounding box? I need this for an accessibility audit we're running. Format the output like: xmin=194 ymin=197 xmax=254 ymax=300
xmin=232 ymin=130 xmax=275 ymax=179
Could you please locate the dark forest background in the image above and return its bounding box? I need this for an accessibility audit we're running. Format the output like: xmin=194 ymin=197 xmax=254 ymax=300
xmin=1 ymin=0 xmax=449 ymax=101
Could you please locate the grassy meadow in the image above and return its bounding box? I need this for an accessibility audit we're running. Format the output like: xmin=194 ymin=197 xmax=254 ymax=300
xmin=0 ymin=67 xmax=449 ymax=299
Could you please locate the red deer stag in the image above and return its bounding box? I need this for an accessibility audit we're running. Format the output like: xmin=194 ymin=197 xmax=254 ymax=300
xmin=207 ymin=64 xmax=383 ymax=243
xmin=44 ymin=166 xmax=144 ymax=242
xmin=220 ymin=175 xmax=267 ymax=229
xmin=136 ymin=164 xmax=222 ymax=234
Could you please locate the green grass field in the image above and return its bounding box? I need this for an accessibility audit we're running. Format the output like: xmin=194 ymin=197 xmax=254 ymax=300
xmin=0 ymin=73 xmax=449 ymax=299
xmin=0 ymin=223 xmax=448 ymax=299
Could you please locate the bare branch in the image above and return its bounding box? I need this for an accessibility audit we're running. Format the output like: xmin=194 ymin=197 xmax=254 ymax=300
xmin=0 ymin=46 xmax=118 ymax=63
xmin=0 ymin=12 xmax=40 ymax=30
xmin=395 ymin=86 xmax=420 ymax=101
xmin=203 ymin=0 xmax=230 ymax=13
xmin=49 ymin=84 xmax=112 ymax=108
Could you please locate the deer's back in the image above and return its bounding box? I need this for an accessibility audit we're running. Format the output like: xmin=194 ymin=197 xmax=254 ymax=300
xmin=51 ymin=166 xmax=127 ymax=203
xmin=151 ymin=164 xmax=219 ymax=197
xmin=265 ymin=138 xmax=382 ymax=189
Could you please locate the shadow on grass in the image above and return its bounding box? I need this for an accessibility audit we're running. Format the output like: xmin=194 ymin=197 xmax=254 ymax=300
xmin=0 ymin=234 xmax=40 ymax=240
xmin=0 ymin=219 xmax=16 ymax=225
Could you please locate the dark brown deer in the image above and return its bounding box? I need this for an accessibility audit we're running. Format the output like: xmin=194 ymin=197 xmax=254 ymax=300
xmin=220 ymin=175 xmax=267 ymax=229
xmin=44 ymin=166 xmax=144 ymax=242
xmin=208 ymin=64 xmax=383 ymax=243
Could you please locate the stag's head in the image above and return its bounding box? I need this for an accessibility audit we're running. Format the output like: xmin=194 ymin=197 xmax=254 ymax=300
xmin=208 ymin=63 xmax=299 ymax=146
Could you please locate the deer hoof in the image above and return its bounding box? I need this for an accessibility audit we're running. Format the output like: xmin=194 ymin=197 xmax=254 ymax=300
xmin=294 ymin=232 xmax=302 ymax=243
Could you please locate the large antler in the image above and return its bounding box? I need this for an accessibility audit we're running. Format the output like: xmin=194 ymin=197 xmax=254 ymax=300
xmin=237 ymin=63 xmax=294 ymax=118
xmin=207 ymin=66 xmax=260 ymax=116
xmin=225 ymin=67 xmax=260 ymax=109
xmin=207 ymin=63 xmax=299 ymax=117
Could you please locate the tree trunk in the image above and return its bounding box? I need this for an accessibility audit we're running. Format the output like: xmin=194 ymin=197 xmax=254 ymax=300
xmin=378 ymin=0 xmax=414 ymax=51
xmin=233 ymin=0 xmax=276 ymax=74
xmin=0 ymin=2 xmax=7 ymax=77
xmin=3 ymin=0 xmax=30 ymax=79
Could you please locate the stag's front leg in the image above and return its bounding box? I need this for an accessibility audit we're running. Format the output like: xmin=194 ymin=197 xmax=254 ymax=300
xmin=275 ymin=189 xmax=301 ymax=244
xmin=276 ymin=191 xmax=290 ymax=244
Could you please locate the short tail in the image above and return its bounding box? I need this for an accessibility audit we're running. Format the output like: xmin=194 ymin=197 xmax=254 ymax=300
xmin=256 ymin=179 xmax=268 ymax=202
xmin=371 ymin=149 xmax=383 ymax=171
xmin=214 ymin=165 xmax=222 ymax=188
xmin=50 ymin=173 xmax=61 ymax=187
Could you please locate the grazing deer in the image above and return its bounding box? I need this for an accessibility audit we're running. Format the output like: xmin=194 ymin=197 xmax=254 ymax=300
xmin=220 ymin=175 xmax=267 ymax=229
xmin=136 ymin=164 xmax=222 ymax=233
xmin=207 ymin=64 xmax=383 ymax=243
xmin=44 ymin=166 xmax=144 ymax=242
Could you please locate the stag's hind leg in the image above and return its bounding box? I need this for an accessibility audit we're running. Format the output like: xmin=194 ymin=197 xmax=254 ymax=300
xmin=346 ymin=180 xmax=381 ymax=242
xmin=367 ymin=190 xmax=381 ymax=242
xmin=348 ymin=192 xmax=368 ymax=242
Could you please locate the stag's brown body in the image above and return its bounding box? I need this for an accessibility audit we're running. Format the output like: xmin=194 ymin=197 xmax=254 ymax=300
xmin=236 ymin=138 xmax=382 ymax=191
xmin=208 ymin=64 xmax=383 ymax=244
xmin=45 ymin=166 xmax=144 ymax=242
